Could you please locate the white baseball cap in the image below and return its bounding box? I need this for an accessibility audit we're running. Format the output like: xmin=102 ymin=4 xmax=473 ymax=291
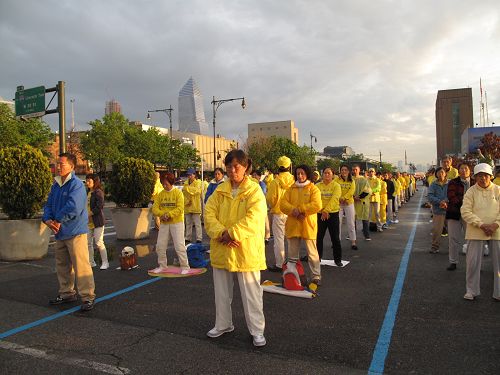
xmin=473 ymin=163 xmax=493 ymax=176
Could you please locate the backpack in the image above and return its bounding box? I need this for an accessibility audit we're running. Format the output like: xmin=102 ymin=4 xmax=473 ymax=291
xmin=282 ymin=259 xmax=308 ymax=290
xmin=186 ymin=243 xmax=209 ymax=268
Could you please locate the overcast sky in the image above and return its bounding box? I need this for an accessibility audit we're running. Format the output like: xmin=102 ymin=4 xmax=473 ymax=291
xmin=1 ymin=0 xmax=499 ymax=167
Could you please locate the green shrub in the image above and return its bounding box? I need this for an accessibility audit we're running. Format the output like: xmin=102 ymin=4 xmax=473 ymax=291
xmin=108 ymin=157 xmax=156 ymax=208
xmin=0 ymin=145 xmax=53 ymax=219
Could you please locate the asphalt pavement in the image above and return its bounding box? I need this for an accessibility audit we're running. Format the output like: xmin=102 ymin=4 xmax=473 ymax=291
xmin=0 ymin=184 xmax=498 ymax=374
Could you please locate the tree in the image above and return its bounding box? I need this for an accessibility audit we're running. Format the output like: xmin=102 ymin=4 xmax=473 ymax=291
xmin=478 ymin=131 xmax=500 ymax=163
xmin=247 ymin=136 xmax=316 ymax=171
xmin=317 ymin=158 xmax=342 ymax=172
xmin=0 ymin=103 xmax=54 ymax=153
xmin=80 ymin=113 xmax=127 ymax=175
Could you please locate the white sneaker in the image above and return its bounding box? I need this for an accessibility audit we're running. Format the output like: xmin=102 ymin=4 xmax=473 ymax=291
xmin=393 ymin=219 xmax=399 ymax=224
xmin=149 ymin=266 xmax=167 ymax=274
xmin=463 ymin=293 xmax=475 ymax=301
xmin=462 ymin=244 xmax=467 ymax=254
xmin=180 ymin=268 xmax=191 ymax=275
xmin=206 ymin=326 xmax=234 ymax=338
xmin=252 ymin=334 xmax=266 ymax=347
xmin=100 ymin=262 xmax=109 ymax=270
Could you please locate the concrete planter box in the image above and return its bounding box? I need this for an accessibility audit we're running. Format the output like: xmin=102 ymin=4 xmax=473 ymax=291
xmin=111 ymin=207 xmax=152 ymax=240
xmin=0 ymin=219 xmax=50 ymax=261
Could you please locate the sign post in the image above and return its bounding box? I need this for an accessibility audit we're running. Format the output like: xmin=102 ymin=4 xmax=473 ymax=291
xmin=15 ymin=86 xmax=46 ymax=119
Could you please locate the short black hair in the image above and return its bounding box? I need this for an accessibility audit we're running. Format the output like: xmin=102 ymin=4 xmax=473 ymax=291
xmin=294 ymin=164 xmax=312 ymax=181
xmin=59 ymin=152 xmax=77 ymax=167
xmin=224 ymin=149 xmax=252 ymax=174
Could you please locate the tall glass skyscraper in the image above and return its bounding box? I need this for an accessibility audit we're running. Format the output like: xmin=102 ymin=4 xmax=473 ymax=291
xmin=178 ymin=77 xmax=209 ymax=135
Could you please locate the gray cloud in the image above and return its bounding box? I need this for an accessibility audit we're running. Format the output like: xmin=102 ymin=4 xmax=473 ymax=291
xmin=1 ymin=0 xmax=499 ymax=167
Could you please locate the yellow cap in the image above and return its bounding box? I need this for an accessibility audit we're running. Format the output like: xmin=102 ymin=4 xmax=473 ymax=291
xmin=277 ymin=156 xmax=291 ymax=168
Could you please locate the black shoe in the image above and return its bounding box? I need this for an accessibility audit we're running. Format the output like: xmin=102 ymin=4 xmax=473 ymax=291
xmin=265 ymin=239 xmax=270 ymax=244
xmin=196 ymin=240 xmax=202 ymax=244
xmin=447 ymin=263 xmax=457 ymax=271
xmin=335 ymin=261 xmax=343 ymax=267
xmin=185 ymin=240 xmax=191 ymax=245
xmin=81 ymin=300 xmax=95 ymax=311
xmin=300 ymin=255 xmax=308 ymax=262
xmin=351 ymin=245 xmax=358 ymax=250
xmin=49 ymin=294 xmax=77 ymax=305
xmin=267 ymin=265 xmax=282 ymax=273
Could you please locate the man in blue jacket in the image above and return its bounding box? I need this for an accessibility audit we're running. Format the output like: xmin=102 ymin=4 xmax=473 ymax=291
xmin=43 ymin=153 xmax=95 ymax=311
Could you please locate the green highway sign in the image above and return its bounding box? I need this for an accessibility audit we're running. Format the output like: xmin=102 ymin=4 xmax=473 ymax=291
xmin=15 ymin=85 xmax=46 ymax=118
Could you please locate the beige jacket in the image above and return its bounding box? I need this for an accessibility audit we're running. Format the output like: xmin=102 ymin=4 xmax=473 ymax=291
xmin=461 ymin=183 xmax=500 ymax=240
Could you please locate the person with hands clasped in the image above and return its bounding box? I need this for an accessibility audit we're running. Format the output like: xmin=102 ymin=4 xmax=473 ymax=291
xmin=280 ymin=164 xmax=322 ymax=285
xmin=460 ymin=163 xmax=500 ymax=301
xmin=428 ymin=167 xmax=449 ymax=253
xmin=150 ymin=172 xmax=190 ymax=274
xmin=204 ymin=150 xmax=268 ymax=347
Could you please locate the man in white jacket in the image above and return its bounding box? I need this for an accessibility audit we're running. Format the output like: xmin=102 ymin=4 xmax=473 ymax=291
xmin=460 ymin=163 xmax=500 ymax=301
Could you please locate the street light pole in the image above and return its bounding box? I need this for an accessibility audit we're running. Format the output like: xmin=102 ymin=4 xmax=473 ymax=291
xmin=211 ymin=96 xmax=245 ymax=171
xmin=147 ymin=105 xmax=174 ymax=170
xmin=310 ymin=132 xmax=317 ymax=151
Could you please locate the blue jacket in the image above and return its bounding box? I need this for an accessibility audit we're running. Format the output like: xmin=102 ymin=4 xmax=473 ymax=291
xmin=428 ymin=180 xmax=448 ymax=215
xmin=43 ymin=172 xmax=88 ymax=240
xmin=204 ymin=179 xmax=224 ymax=204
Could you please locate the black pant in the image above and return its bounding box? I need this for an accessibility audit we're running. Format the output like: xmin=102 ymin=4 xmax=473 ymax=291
xmin=317 ymin=212 xmax=342 ymax=262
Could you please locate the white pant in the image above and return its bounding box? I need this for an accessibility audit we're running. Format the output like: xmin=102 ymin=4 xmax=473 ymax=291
xmin=339 ymin=204 xmax=356 ymax=241
xmin=185 ymin=213 xmax=202 ymax=242
xmin=87 ymin=226 xmax=105 ymax=251
xmin=156 ymin=222 xmax=189 ymax=269
xmin=212 ymin=267 xmax=265 ymax=336
xmin=369 ymin=202 xmax=382 ymax=229
xmin=465 ymin=240 xmax=500 ymax=299
xmin=271 ymin=213 xmax=287 ymax=267
xmin=447 ymin=219 xmax=465 ymax=264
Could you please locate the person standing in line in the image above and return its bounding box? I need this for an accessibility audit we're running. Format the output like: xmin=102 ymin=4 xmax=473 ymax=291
xmin=152 ymin=172 xmax=164 ymax=230
xmin=43 ymin=153 xmax=95 ymax=311
xmin=367 ymin=168 xmax=383 ymax=232
xmin=384 ymin=172 xmax=395 ymax=225
xmin=442 ymin=155 xmax=459 ymax=180
xmin=461 ymin=163 xmax=500 ymax=301
xmin=252 ymin=169 xmax=271 ymax=243
xmin=266 ymin=156 xmax=295 ymax=272
xmin=204 ymin=167 xmax=225 ymax=204
xmin=428 ymin=167 xmax=448 ymax=253
xmin=280 ymin=164 xmax=322 ymax=284
xmin=204 ymin=150 xmax=268 ymax=347
xmin=391 ymin=172 xmax=400 ymax=223
xmin=352 ymin=165 xmax=372 ymax=241
xmin=338 ymin=165 xmax=357 ymax=250
xmin=378 ymin=171 xmax=388 ymax=229
xmin=183 ymin=168 xmax=203 ymax=244
xmin=316 ymin=167 xmax=343 ymax=266
xmin=85 ymin=174 xmax=109 ymax=270
xmin=445 ymin=163 xmax=472 ymax=271
xmin=150 ymin=172 xmax=190 ymax=274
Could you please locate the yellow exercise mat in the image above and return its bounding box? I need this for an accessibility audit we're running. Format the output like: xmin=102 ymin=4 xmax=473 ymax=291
xmin=148 ymin=266 xmax=207 ymax=278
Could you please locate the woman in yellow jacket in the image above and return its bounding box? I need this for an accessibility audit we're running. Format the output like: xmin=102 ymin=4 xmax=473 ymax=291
xmin=183 ymin=168 xmax=203 ymax=243
xmin=150 ymin=172 xmax=190 ymax=273
xmin=316 ymin=167 xmax=343 ymax=266
xmin=280 ymin=164 xmax=322 ymax=285
xmin=204 ymin=150 xmax=268 ymax=347
xmin=338 ymin=165 xmax=357 ymax=250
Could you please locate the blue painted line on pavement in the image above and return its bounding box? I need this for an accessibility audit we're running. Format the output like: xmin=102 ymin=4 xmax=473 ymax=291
xmin=0 ymin=277 xmax=162 ymax=340
xmin=367 ymin=190 xmax=424 ymax=375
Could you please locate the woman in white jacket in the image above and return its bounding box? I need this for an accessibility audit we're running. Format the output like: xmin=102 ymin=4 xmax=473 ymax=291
xmin=460 ymin=163 xmax=500 ymax=301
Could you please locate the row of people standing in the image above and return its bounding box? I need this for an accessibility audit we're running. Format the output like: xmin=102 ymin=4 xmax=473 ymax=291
xmin=427 ymin=158 xmax=499 ymax=301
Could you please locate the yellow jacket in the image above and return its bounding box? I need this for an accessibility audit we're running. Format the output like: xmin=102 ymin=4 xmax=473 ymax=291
xmin=266 ymin=172 xmax=295 ymax=214
xmin=368 ymin=176 xmax=381 ymax=203
xmin=204 ymin=176 xmax=267 ymax=272
xmin=392 ymin=178 xmax=401 ymax=196
xmin=316 ymin=180 xmax=341 ymax=213
xmin=152 ymin=178 xmax=164 ymax=200
xmin=337 ymin=177 xmax=355 ymax=205
xmin=280 ymin=182 xmax=322 ymax=240
xmin=461 ymin=183 xmax=500 ymax=240
xmin=183 ymin=179 xmax=202 ymax=214
xmin=494 ymin=177 xmax=500 ymax=186
xmin=398 ymin=176 xmax=407 ymax=189
xmin=379 ymin=180 xmax=388 ymax=205
xmin=427 ymin=175 xmax=436 ymax=186
xmin=152 ymin=187 xmax=184 ymax=224
xmin=446 ymin=167 xmax=459 ymax=180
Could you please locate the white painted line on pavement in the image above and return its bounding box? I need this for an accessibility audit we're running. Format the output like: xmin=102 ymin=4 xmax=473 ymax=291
xmin=0 ymin=340 xmax=130 ymax=374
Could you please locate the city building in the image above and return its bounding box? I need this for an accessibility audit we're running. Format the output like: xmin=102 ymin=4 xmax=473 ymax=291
xmin=323 ymin=146 xmax=354 ymax=159
xmin=247 ymin=120 xmax=299 ymax=145
xmin=178 ymin=77 xmax=209 ymax=135
xmin=105 ymin=99 xmax=122 ymax=115
xmin=435 ymin=88 xmax=473 ymax=162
